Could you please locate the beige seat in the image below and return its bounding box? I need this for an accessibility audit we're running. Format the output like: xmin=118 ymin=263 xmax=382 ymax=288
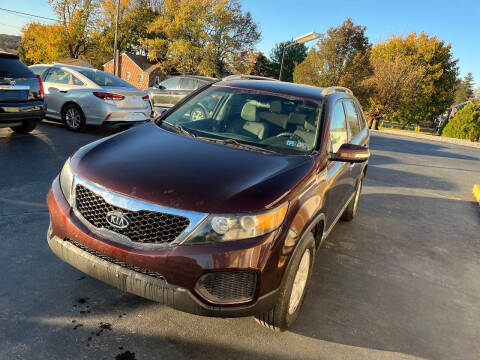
xmin=294 ymin=120 xmax=317 ymax=149
xmin=259 ymin=101 xmax=289 ymax=129
xmin=241 ymin=102 xmax=269 ymax=140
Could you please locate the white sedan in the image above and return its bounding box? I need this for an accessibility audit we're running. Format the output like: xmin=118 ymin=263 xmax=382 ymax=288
xmin=30 ymin=64 xmax=151 ymax=131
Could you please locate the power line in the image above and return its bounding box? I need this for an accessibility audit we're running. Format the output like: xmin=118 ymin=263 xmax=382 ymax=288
xmin=0 ymin=7 xmax=57 ymax=22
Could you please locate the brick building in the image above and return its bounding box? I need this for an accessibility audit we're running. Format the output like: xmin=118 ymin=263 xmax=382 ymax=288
xmin=103 ymin=52 xmax=164 ymax=90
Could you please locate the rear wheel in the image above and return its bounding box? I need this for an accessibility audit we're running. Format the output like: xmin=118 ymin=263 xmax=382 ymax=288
xmin=342 ymin=175 xmax=364 ymax=221
xmin=10 ymin=120 xmax=37 ymax=134
xmin=255 ymin=232 xmax=315 ymax=331
xmin=63 ymin=104 xmax=86 ymax=132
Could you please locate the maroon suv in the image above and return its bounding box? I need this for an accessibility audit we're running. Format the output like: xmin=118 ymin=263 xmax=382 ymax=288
xmin=47 ymin=77 xmax=369 ymax=331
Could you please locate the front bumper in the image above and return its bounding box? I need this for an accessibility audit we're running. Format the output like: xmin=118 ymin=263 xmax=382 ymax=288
xmin=47 ymin=231 xmax=279 ymax=317
xmin=47 ymin=177 xmax=286 ymax=317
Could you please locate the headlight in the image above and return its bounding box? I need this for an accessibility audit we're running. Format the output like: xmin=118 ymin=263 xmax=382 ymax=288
xmin=59 ymin=158 xmax=74 ymax=206
xmin=183 ymin=203 xmax=289 ymax=244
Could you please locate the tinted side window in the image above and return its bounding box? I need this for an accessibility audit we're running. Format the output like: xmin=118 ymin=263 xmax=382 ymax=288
xmin=45 ymin=69 xmax=70 ymax=84
xmin=355 ymin=102 xmax=367 ymax=129
xmin=30 ymin=66 xmax=49 ymax=77
xmin=161 ymin=77 xmax=180 ymax=89
xmin=180 ymin=78 xmax=196 ymax=90
xmin=72 ymin=75 xmax=84 ymax=86
xmin=344 ymin=100 xmax=360 ymax=137
xmin=330 ymin=102 xmax=348 ymax=153
xmin=0 ymin=56 xmax=33 ymax=78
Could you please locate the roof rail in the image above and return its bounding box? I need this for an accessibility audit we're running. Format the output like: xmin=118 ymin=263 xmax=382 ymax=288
xmin=222 ymin=74 xmax=278 ymax=82
xmin=321 ymin=86 xmax=353 ymax=96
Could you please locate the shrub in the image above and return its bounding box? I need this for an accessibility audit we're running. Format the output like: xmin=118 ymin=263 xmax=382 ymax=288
xmin=442 ymin=104 xmax=480 ymax=141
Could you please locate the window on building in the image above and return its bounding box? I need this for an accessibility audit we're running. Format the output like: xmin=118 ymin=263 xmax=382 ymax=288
xmin=126 ymin=72 xmax=130 ymax=81
xmin=138 ymin=73 xmax=144 ymax=84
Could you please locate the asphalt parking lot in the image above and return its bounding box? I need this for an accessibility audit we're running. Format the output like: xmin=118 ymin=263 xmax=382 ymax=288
xmin=1 ymin=121 xmax=479 ymax=360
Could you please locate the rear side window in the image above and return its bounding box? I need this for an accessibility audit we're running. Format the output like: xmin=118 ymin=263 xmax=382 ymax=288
xmin=180 ymin=78 xmax=196 ymax=90
xmin=44 ymin=69 xmax=70 ymax=84
xmin=0 ymin=56 xmax=33 ymax=78
xmin=330 ymin=102 xmax=348 ymax=153
xmin=161 ymin=77 xmax=180 ymax=89
xmin=343 ymin=100 xmax=360 ymax=137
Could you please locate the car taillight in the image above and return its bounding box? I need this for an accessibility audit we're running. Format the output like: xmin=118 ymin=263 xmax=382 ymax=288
xmin=93 ymin=92 xmax=125 ymax=100
xmin=36 ymin=75 xmax=45 ymax=100
xmin=142 ymin=95 xmax=149 ymax=101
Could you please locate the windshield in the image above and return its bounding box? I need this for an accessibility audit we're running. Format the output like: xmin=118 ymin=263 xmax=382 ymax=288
xmin=161 ymin=85 xmax=322 ymax=154
xmin=79 ymin=69 xmax=134 ymax=88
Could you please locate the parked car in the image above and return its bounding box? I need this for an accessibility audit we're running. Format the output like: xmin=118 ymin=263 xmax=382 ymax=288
xmin=0 ymin=53 xmax=46 ymax=133
xmin=47 ymin=78 xmax=370 ymax=331
xmin=29 ymin=64 xmax=151 ymax=131
xmin=147 ymin=75 xmax=217 ymax=114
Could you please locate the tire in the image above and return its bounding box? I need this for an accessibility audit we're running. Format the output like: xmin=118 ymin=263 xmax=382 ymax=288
xmin=62 ymin=103 xmax=86 ymax=132
xmin=190 ymin=105 xmax=206 ymax=121
xmin=255 ymin=232 xmax=315 ymax=331
xmin=10 ymin=120 xmax=37 ymax=134
xmin=341 ymin=175 xmax=364 ymax=221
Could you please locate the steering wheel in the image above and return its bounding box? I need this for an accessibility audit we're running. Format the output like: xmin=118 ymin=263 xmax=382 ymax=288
xmin=275 ymin=132 xmax=306 ymax=143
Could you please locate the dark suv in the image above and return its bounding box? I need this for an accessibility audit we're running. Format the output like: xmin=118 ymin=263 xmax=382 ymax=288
xmin=47 ymin=78 xmax=369 ymax=331
xmin=0 ymin=53 xmax=46 ymax=133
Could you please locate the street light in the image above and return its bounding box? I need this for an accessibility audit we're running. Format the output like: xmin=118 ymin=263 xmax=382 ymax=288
xmin=279 ymin=31 xmax=320 ymax=81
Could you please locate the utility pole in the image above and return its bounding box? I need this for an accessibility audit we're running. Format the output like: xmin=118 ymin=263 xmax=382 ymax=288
xmin=112 ymin=0 xmax=120 ymax=76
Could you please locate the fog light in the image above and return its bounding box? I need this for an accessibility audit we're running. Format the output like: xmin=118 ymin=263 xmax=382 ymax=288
xmin=195 ymin=270 xmax=257 ymax=304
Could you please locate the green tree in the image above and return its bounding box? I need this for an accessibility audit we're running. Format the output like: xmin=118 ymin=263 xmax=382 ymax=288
xmin=293 ymin=18 xmax=372 ymax=105
xmin=269 ymin=41 xmax=307 ymax=82
xmin=442 ymin=103 xmax=480 ymax=141
xmin=454 ymin=72 xmax=474 ymax=104
xmin=143 ymin=0 xmax=260 ymax=77
xmin=251 ymin=52 xmax=271 ymax=77
xmin=371 ymin=32 xmax=458 ymax=125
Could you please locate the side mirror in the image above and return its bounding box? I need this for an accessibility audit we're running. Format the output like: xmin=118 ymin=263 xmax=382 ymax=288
xmin=152 ymin=107 xmax=166 ymax=120
xmin=329 ymin=143 xmax=370 ymax=163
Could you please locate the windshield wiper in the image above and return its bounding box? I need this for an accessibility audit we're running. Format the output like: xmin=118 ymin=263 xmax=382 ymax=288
xmin=197 ymin=136 xmax=275 ymax=154
xmin=162 ymin=121 xmax=196 ymax=138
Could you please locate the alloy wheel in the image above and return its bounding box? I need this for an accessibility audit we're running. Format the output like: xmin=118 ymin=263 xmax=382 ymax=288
xmin=65 ymin=107 xmax=82 ymax=129
xmin=288 ymin=249 xmax=311 ymax=315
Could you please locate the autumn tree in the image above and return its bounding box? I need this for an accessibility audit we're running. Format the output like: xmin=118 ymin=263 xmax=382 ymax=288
xmin=454 ymin=72 xmax=474 ymax=104
xmin=371 ymin=33 xmax=457 ymax=125
xmin=293 ymin=19 xmax=372 ymax=104
xmin=87 ymin=0 xmax=158 ymax=68
xmin=365 ymin=55 xmax=426 ymax=128
xmin=49 ymin=0 xmax=99 ymax=59
xmin=19 ymin=23 xmax=66 ymax=64
xmin=143 ymin=0 xmax=260 ymax=77
xmin=228 ymin=50 xmax=271 ymax=76
xmin=269 ymin=41 xmax=307 ymax=82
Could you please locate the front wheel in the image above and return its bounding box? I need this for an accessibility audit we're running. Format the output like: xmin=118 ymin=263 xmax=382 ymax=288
xmin=63 ymin=104 xmax=86 ymax=132
xmin=10 ymin=120 xmax=37 ymax=134
xmin=255 ymin=232 xmax=315 ymax=331
xmin=342 ymin=175 xmax=364 ymax=221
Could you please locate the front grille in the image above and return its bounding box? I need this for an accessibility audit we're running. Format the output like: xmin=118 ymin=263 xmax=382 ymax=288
xmin=65 ymin=238 xmax=165 ymax=280
xmin=195 ymin=271 xmax=257 ymax=304
xmin=75 ymin=185 xmax=190 ymax=244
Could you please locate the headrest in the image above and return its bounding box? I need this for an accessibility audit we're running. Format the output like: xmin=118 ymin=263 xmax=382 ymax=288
xmin=241 ymin=102 xmax=258 ymax=122
xmin=289 ymin=113 xmax=307 ymax=125
xmin=304 ymin=120 xmax=316 ymax=132
xmin=270 ymin=101 xmax=282 ymax=113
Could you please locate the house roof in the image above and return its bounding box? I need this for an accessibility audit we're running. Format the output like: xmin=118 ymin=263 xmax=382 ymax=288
xmin=104 ymin=52 xmax=159 ymax=73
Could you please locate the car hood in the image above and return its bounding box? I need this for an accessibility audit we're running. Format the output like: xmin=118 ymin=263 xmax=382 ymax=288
xmin=72 ymin=123 xmax=315 ymax=213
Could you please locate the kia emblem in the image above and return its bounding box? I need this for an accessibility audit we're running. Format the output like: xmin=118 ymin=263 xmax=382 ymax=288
xmin=106 ymin=211 xmax=129 ymax=229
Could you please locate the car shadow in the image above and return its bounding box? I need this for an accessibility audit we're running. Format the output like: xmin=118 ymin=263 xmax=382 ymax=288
xmin=370 ymin=133 xmax=480 ymax=162
xmin=292 ymin=193 xmax=480 ymax=360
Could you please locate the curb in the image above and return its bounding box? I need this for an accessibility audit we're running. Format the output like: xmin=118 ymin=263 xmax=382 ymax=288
xmin=473 ymin=185 xmax=480 ymax=204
